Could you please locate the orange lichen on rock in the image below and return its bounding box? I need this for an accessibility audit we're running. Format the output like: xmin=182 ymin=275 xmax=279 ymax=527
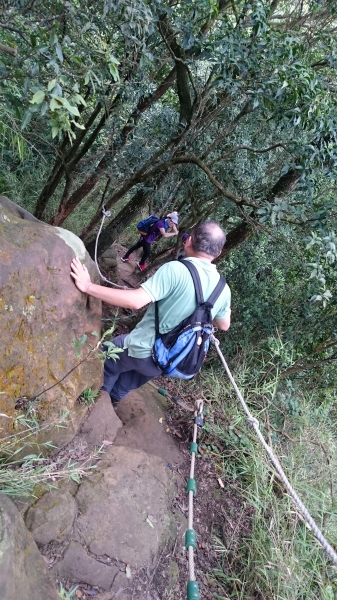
xmin=0 ymin=196 xmax=103 ymax=447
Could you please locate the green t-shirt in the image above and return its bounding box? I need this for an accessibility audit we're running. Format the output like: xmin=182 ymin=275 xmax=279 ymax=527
xmin=123 ymin=257 xmax=231 ymax=358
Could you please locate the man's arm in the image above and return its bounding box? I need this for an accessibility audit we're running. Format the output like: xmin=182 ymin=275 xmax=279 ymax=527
xmin=159 ymin=226 xmax=178 ymax=238
xmin=213 ymin=315 xmax=231 ymax=331
xmin=70 ymin=257 xmax=151 ymax=310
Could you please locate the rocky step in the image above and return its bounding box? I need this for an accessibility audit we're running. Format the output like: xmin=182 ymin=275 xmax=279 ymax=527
xmin=21 ymin=388 xmax=185 ymax=600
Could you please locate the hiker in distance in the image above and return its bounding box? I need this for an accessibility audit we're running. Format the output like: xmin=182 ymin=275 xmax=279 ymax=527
xmin=70 ymin=221 xmax=231 ymax=404
xmin=121 ymin=211 xmax=179 ymax=271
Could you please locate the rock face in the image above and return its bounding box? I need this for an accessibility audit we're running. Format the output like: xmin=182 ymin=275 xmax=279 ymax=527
xmin=100 ymin=246 xmax=117 ymax=269
xmin=75 ymin=445 xmax=173 ymax=566
xmin=77 ymin=388 xmax=122 ymax=450
xmin=24 ymin=390 xmax=184 ymax=598
xmin=25 ymin=489 xmax=77 ymax=545
xmin=0 ymin=196 xmax=102 ymax=446
xmin=100 ymin=246 xmax=118 ymax=282
xmin=51 ymin=443 xmax=178 ymax=593
xmin=0 ymin=491 xmax=59 ymax=600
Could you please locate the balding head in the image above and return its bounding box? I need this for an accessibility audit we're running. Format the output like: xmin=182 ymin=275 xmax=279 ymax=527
xmin=190 ymin=221 xmax=226 ymax=259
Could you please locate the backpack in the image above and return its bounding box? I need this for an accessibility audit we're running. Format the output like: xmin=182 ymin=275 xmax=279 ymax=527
xmin=137 ymin=215 xmax=160 ymax=236
xmin=152 ymin=260 xmax=226 ymax=379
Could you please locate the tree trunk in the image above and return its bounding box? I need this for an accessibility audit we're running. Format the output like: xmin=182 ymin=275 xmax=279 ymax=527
xmin=48 ymin=71 xmax=178 ymax=226
xmin=215 ymin=220 xmax=251 ymax=263
xmin=79 ymin=146 xmax=173 ymax=242
xmin=269 ymin=168 xmax=301 ymax=199
xmin=120 ymin=68 xmax=176 ymax=145
xmin=85 ymin=189 xmax=146 ymax=258
xmin=214 ymin=168 xmax=302 ymax=262
xmin=159 ymin=16 xmax=193 ymax=125
xmin=34 ymin=102 xmax=104 ymax=219
xmin=49 ymin=155 xmax=110 ymax=227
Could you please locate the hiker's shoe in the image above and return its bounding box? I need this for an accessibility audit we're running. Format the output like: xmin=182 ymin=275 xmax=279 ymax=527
xmin=137 ymin=262 xmax=146 ymax=272
xmin=121 ymin=256 xmax=130 ymax=262
xmin=110 ymin=395 xmax=120 ymax=410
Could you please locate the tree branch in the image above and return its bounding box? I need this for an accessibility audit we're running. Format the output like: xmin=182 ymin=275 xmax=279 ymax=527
xmin=208 ymin=142 xmax=288 ymax=167
xmin=158 ymin=16 xmax=194 ymax=124
xmin=0 ymin=42 xmax=17 ymax=56
xmin=280 ymin=355 xmax=337 ymax=378
xmin=200 ymin=0 xmax=231 ymax=35
xmin=126 ymin=154 xmax=257 ymax=209
xmin=201 ymin=101 xmax=253 ymax=160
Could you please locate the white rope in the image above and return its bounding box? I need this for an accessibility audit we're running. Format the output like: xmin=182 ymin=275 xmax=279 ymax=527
xmin=212 ymin=335 xmax=337 ymax=567
xmin=187 ymin=399 xmax=203 ymax=582
xmin=188 ymin=545 xmax=195 ymax=581
xmin=94 ymin=207 xmax=132 ymax=290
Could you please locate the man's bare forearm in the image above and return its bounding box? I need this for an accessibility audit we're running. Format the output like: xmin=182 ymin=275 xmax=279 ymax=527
xmin=86 ymin=283 xmax=151 ymax=310
xmin=70 ymin=257 xmax=151 ymax=309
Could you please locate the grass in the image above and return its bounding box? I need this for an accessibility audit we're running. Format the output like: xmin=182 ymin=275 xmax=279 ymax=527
xmin=77 ymin=386 xmax=100 ymax=406
xmin=180 ymin=336 xmax=337 ymax=599
xmin=0 ymin=409 xmax=102 ymax=498
xmin=58 ymin=583 xmax=79 ymax=599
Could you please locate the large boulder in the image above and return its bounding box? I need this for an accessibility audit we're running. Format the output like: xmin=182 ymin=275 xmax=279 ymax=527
xmin=0 ymin=491 xmax=59 ymax=600
xmin=25 ymin=488 xmax=77 ymax=545
xmin=0 ymin=196 xmax=102 ymax=447
xmin=52 ymin=445 xmax=178 ymax=591
xmin=25 ymin=389 xmax=185 ymax=598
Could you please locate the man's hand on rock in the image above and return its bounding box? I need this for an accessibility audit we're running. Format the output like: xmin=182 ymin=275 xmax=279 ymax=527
xmin=70 ymin=257 xmax=93 ymax=294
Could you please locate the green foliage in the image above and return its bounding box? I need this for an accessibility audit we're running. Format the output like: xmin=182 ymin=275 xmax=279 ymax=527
xmin=2 ymin=0 xmax=337 ymax=237
xmin=217 ymin=227 xmax=337 ymax=389
xmin=58 ymin=583 xmax=79 ymax=600
xmin=72 ymin=334 xmax=88 ymax=357
xmin=71 ymin=324 xmax=123 ymax=363
xmin=182 ymin=339 xmax=337 ymax=599
xmin=1 ymin=3 xmax=337 ymax=592
xmin=306 ymin=230 xmax=336 ymax=306
xmin=99 ymin=340 xmax=124 ymax=362
xmin=0 ymin=411 xmax=100 ymax=498
xmin=14 ymin=401 xmax=40 ymax=431
xmin=72 ymin=326 xmax=123 ymax=364
xmin=97 ymin=325 xmax=124 ymax=362
xmin=0 ymin=0 xmax=334 ymax=484
xmin=78 ymin=386 xmax=99 ymax=406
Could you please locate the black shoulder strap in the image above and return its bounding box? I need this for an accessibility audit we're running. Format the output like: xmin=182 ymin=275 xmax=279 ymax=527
xmin=181 ymin=259 xmax=226 ymax=307
xmin=155 ymin=260 xmax=226 ymax=336
xmin=180 ymin=259 xmax=204 ymax=304
xmin=155 ymin=260 xmax=203 ymax=337
xmin=207 ymin=275 xmax=226 ymax=307
xmin=155 ymin=301 xmax=160 ymax=337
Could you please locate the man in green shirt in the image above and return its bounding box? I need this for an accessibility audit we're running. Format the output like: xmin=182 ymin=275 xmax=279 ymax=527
xmin=70 ymin=221 xmax=231 ymax=402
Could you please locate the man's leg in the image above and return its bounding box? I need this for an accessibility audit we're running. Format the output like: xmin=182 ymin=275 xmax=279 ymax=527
xmin=109 ymin=359 xmax=159 ymax=400
xmin=122 ymin=238 xmax=143 ymax=259
xmin=139 ymin=240 xmax=151 ymax=266
xmin=101 ymin=334 xmax=129 ymax=396
xmin=101 ymin=334 xmax=161 ymax=401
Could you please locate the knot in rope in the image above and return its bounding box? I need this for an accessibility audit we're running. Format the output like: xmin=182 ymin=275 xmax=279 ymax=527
xmin=247 ymin=416 xmax=259 ymax=429
xmin=210 ymin=334 xmax=219 ymax=346
xmin=195 ymin=399 xmax=204 ymax=416
xmin=102 ymin=205 xmax=111 ymax=218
